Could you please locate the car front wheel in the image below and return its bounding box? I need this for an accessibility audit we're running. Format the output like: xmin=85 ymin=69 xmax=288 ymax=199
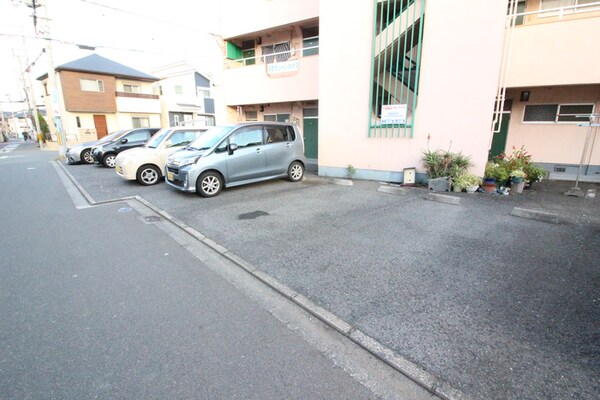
xmin=102 ymin=153 xmax=117 ymax=168
xmin=81 ymin=149 xmax=94 ymax=164
xmin=197 ymin=171 xmax=223 ymax=197
xmin=287 ymin=161 xmax=304 ymax=182
xmin=136 ymin=165 xmax=161 ymax=185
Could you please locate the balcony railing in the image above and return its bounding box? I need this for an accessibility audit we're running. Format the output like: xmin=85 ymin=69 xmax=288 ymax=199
xmin=115 ymin=91 xmax=159 ymax=99
xmin=511 ymin=1 xmax=600 ymax=24
xmin=225 ymin=45 xmax=319 ymax=69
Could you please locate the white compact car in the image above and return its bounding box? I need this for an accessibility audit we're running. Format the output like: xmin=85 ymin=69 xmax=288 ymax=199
xmin=115 ymin=127 xmax=207 ymax=185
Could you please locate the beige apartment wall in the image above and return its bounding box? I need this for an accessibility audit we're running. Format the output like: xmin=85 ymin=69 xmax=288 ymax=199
xmin=223 ymin=55 xmax=318 ymax=105
xmin=220 ymin=0 xmax=318 ymax=39
xmin=505 ymin=85 xmax=600 ymax=165
xmin=318 ymin=0 xmax=508 ymax=179
xmin=508 ymin=16 xmax=600 ymax=87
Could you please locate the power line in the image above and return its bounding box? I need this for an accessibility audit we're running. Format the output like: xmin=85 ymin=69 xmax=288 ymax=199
xmin=78 ymin=0 xmax=220 ymax=38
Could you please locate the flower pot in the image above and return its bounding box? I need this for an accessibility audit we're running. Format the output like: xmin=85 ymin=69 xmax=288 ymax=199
xmin=452 ymin=185 xmax=463 ymax=192
xmin=465 ymin=185 xmax=479 ymax=193
xmin=511 ymin=181 xmax=525 ymax=194
xmin=511 ymin=176 xmax=524 ymax=184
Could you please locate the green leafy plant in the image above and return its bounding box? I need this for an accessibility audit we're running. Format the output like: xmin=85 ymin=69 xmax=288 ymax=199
xmin=523 ymin=163 xmax=547 ymax=182
xmin=510 ymin=169 xmax=526 ymax=178
xmin=453 ymin=173 xmax=482 ymax=188
xmin=421 ymin=149 xmax=472 ymax=179
xmin=346 ymin=164 xmax=356 ymax=178
xmin=485 ymin=162 xmax=510 ymax=184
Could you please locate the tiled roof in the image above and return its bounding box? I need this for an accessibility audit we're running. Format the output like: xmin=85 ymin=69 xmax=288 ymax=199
xmin=39 ymin=54 xmax=158 ymax=81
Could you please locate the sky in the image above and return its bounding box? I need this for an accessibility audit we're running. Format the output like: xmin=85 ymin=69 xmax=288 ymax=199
xmin=0 ymin=0 xmax=222 ymax=111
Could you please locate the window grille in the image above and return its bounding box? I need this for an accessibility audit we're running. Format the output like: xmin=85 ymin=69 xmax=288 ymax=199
xmin=368 ymin=0 xmax=425 ymax=138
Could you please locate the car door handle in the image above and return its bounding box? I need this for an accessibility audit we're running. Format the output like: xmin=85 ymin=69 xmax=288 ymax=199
xmin=256 ymin=148 xmax=262 ymax=154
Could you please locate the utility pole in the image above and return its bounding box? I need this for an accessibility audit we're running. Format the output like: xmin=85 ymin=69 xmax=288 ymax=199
xmin=28 ymin=0 xmax=66 ymax=156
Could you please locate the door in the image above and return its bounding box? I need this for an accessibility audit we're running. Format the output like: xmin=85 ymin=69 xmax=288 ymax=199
xmin=489 ymin=113 xmax=510 ymax=161
xmin=225 ymin=126 xmax=267 ymax=183
xmin=93 ymin=115 xmax=108 ymax=139
xmin=303 ymin=109 xmax=318 ymax=159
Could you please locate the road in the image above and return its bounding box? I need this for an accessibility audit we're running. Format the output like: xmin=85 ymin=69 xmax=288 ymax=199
xmin=1 ymin=142 xmax=433 ymax=399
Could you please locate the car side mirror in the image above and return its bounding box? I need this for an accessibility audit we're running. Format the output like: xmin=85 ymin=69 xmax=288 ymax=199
xmin=120 ymin=138 xmax=128 ymax=144
xmin=228 ymin=143 xmax=238 ymax=155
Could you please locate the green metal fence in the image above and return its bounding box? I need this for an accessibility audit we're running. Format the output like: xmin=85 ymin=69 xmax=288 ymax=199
xmin=368 ymin=0 xmax=425 ymax=138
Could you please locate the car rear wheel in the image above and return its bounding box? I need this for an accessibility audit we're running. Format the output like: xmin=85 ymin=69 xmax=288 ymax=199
xmin=197 ymin=171 xmax=223 ymax=197
xmin=287 ymin=161 xmax=304 ymax=182
xmin=102 ymin=153 xmax=117 ymax=168
xmin=81 ymin=149 xmax=94 ymax=164
xmin=136 ymin=164 xmax=161 ymax=186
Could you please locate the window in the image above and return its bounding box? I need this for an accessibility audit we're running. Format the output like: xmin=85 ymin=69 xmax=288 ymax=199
xmin=197 ymin=87 xmax=210 ymax=98
xmin=242 ymin=40 xmax=256 ymax=66
xmin=266 ymin=126 xmax=288 ymax=143
xmin=123 ymin=84 xmax=141 ymax=94
xmin=264 ymin=113 xmax=290 ymax=123
xmin=245 ymin=111 xmax=258 ymax=121
xmin=132 ymin=117 xmax=150 ymax=128
xmin=557 ymin=104 xmax=595 ymax=122
xmin=229 ymin=126 xmax=264 ymax=148
xmin=80 ymin=78 xmax=104 ymax=92
xmin=523 ymin=103 xmax=594 ymax=123
xmin=174 ymin=85 xmax=183 ymax=95
xmin=127 ymin=130 xmax=150 ymax=142
xmin=302 ymin=26 xmax=319 ymax=56
xmin=261 ymin=42 xmax=291 ymax=64
xmin=168 ymin=130 xmax=200 ymax=147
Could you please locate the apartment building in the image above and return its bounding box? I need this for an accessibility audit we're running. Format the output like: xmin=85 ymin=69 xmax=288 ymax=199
xmin=220 ymin=0 xmax=320 ymax=160
xmin=499 ymin=0 xmax=600 ymax=179
xmin=219 ymin=0 xmax=600 ymax=182
xmin=152 ymin=62 xmax=217 ymax=128
xmin=220 ymin=1 xmax=507 ymax=180
xmin=38 ymin=54 xmax=161 ymax=142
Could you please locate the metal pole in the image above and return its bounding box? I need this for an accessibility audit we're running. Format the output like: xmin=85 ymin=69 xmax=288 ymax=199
xmin=40 ymin=0 xmax=67 ymax=157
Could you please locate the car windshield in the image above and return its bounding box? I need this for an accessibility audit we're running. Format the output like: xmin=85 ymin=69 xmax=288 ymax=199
xmin=98 ymin=130 xmax=126 ymax=144
xmin=187 ymin=126 xmax=236 ymax=151
xmin=144 ymin=128 xmax=172 ymax=149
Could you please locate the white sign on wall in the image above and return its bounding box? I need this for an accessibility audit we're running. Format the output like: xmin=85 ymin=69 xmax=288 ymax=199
xmin=267 ymin=60 xmax=300 ymax=76
xmin=381 ymin=104 xmax=407 ymax=125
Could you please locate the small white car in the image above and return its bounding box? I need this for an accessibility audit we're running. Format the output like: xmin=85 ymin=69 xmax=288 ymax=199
xmin=115 ymin=127 xmax=207 ymax=185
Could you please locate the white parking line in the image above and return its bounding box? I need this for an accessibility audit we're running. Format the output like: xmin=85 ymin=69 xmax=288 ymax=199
xmin=0 ymin=144 xmax=20 ymax=153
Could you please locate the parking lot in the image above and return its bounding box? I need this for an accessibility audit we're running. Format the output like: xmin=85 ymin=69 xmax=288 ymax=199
xmin=63 ymin=161 xmax=600 ymax=400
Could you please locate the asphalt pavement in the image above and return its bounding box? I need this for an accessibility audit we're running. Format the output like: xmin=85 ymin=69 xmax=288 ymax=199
xmin=6 ymin=140 xmax=599 ymax=400
xmin=2 ymin=141 xmax=435 ymax=399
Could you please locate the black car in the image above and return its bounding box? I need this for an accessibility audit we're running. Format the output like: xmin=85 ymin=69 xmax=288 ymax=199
xmin=91 ymin=128 xmax=160 ymax=167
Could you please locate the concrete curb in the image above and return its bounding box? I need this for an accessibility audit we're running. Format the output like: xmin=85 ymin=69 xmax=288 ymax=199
xmin=378 ymin=185 xmax=407 ymax=195
xmin=510 ymin=207 xmax=561 ymax=224
xmin=332 ymin=178 xmax=354 ymax=186
xmin=426 ymin=192 xmax=461 ymax=206
xmin=55 ymin=161 xmax=469 ymax=400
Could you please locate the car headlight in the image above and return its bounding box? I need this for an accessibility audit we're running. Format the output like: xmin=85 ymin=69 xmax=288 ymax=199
xmin=178 ymin=157 xmax=199 ymax=167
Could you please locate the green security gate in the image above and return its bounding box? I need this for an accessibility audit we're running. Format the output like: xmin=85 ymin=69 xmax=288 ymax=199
xmin=489 ymin=113 xmax=511 ymax=160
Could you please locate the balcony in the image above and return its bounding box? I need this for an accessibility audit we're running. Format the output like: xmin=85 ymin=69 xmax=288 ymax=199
xmin=507 ymin=2 xmax=600 ymax=87
xmin=115 ymin=91 xmax=161 ymax=113
xmin=223 ymin=52 xmax=319 ymax=106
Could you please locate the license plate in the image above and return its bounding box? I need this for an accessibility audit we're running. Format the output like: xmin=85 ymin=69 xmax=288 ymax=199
xmin=167 ymin=172 xmax=174 ymax=181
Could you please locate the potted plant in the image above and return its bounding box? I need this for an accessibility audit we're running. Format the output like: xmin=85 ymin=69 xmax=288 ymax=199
xmin=510 ymin=169 xmax=526 ymax=194
xmin=453 ymin=173 xmax=482 ymax=193
xmin=523 ymin=163 xmax=547 ymax=188
xmin=422 ymin=149 xmax=472 ymax=191
xmin=484 ymin=162 xmax=509 ymax=192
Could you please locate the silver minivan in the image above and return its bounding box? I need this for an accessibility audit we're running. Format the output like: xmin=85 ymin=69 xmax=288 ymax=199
xmin=164 ymin=122 xmax=306 ymax=197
